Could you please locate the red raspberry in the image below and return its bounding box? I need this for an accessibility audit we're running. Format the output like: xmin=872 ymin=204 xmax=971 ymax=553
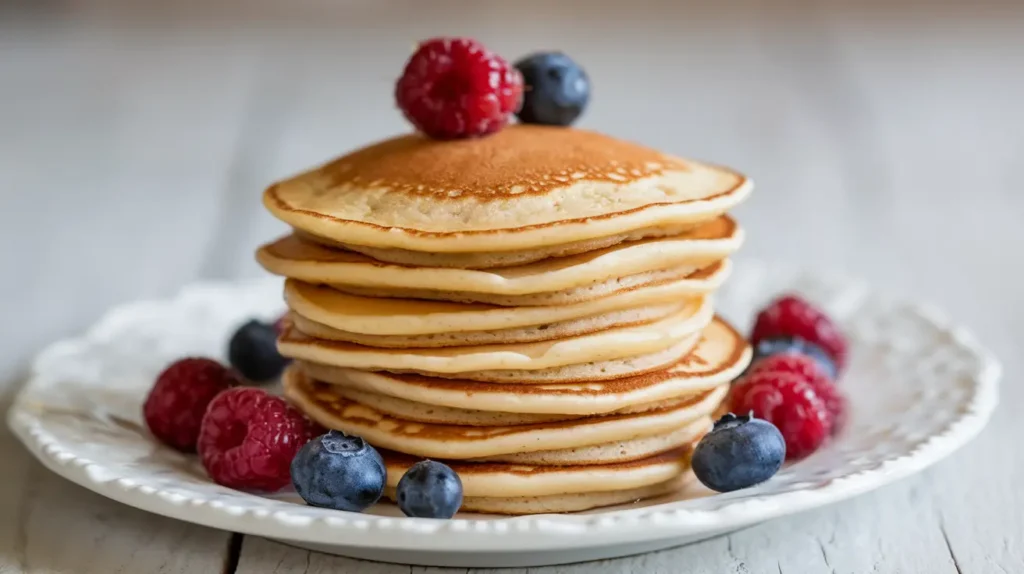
xmin=143 ymin=358 xmax=238 ymax=452
xmin=810 ymin=377 xmax=846 ymax=434
xmin=752 ymin=295 xmax=848 ymax=372
xmin=395 ymin=37 xmax=523 ymax=139
xmin=198 ymin=388 xmax=321 ymax=492
xmin=729 ymin=371 xmax=832 ymax=459
xmin=749 ymin=354 xmax=847 ymax=434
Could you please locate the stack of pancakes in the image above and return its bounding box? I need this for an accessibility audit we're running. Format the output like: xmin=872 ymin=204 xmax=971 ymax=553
xmin=257 ymin=126 xmax=753 ymax=514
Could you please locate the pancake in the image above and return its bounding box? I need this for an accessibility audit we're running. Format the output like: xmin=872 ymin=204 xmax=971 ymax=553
xmin=470 ymin=417 xmax=710 ymax=465
xmin=441 ymin=339 xmax=701 ymax=383
xmin=379 ymin=447 xmax=692 ymax=498
xmin=277 ymin=298 xmax=713 ymax=381
xmin=299 ymin=223 xmax=709 ymax=270
xmin=299 ymin=316 xmax=749 ymax=414
xmin=283 ymin=270 xmax=721 ymax=336
xmin=330 ymin=264 xmax=724 ymax=307
xmin=326 ymin=386 xmax=583 ymax=426
xmin=381 ymin=454 xmax=694 ymax=515
xmin=322 ymin=384 xmax=701 ymax=427
xmin=263 ymin=125 xmax=752 ymax=258
xmin=256 ymin=216 xmax=741 ymax=302
xmin=282 ymin=365 xmax=727 ymax=459
xmin=288 ymin=301 xmax=683 ymax=348
xmin=430 ymin=475 xmax=692 ymax=515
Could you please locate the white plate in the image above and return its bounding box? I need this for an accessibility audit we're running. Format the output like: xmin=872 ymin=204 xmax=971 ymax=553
xmin=7 ymin=262 xmax=1000 ymax=568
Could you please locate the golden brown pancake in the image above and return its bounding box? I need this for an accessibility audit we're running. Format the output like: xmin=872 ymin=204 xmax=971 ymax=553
xmin=258 ymin=216 xmax=739 ymax=299
xmin=297 ymin=224 xmax=703 ymax=269
xmin=425 ymin=475 xmax=692 ymax=515
xmin=297 ymin=316 xmax=749 ymax=414
xmin=277 ymin=299 xmax=713 ymax=382
xmin=263 ymin=126 xmax=751 ymax=259
xmin=327 ymin=263 xmax=725 ymax=307
xmin=379 ymin=448 xmax=696 ymax=514
xmin=282 ymin=365 xmax=727 ymax=460
xmin=467 ymin=417 xmax=709 ymax=465
xmin=381 ymin=446 xmax=693 ymax=496
xmin=321 ymin=384 xmax=704 ymax=427
xmin=283 ymin=275 xmax=709 ymax=337
xmin=288 ymin=301 xmax=683 ymax=348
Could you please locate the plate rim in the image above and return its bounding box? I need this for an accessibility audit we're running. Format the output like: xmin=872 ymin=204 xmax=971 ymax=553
xmin=6 ymin=265 xmax=1002 ymax=552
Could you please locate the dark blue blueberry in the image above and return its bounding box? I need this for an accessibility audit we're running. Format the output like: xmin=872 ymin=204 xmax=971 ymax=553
xmin=514 ymin=52 xmax=590 ymax=126
xmin=692 ymin=413 xmax=785 ymax=493
xmin=751 ymin=337 xmax=838 ymax=379
xmin=290 ymin=431 xmax=386 ymax=512
xmin=228 ymin=320 xmax=289 ymax=382
xmin=396 ymin=460 xmax=463 ymax=519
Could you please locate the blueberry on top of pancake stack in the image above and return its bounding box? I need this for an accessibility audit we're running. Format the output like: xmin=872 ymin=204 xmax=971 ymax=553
xmin=259 ymin=37 xmax=754 ymax=515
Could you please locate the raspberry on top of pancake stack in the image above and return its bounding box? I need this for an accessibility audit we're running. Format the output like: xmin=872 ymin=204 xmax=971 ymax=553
xmin=256 ymin=38 xmax=754 ymax=515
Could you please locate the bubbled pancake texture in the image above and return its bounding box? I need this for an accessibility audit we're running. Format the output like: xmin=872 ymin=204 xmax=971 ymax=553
xmin=263 ymin=125 xmax=748 ymax=238
xmin=262 ymin=127 xmax=751 ymax=514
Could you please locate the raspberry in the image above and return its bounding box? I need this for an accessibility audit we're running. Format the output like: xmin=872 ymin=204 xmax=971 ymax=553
xmin=729 ymin=371 xmax=832 ymax=459
xmin=810 ymin=377 xmax=847 ymax=434
xmin=749 ymin=354 xmax=847 ymax=434
xmin=749 ymin=352 xmax=831 ymax=382
xmin=752 ymin=295 xmax=848 ymax=372
xmin=395 ymin=37 xmax=523 ymax=139
xmin=198 ymin=388 xmax=320 ymax=492
xmin=143 ymin=358 xmax=238 ymax=452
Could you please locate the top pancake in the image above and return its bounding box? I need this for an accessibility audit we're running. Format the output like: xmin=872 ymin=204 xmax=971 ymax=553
xmin=263 ymin=126 xmax=751 ymax=254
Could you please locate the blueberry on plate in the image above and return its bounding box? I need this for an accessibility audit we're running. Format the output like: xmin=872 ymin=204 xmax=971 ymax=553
xmin=290 ymin=431 xmax=386 ymax=512
xmin=692 ymin=413 xmax=785 ymax=493
xmin=228 ymin=319 xmax=289 ymax=382
xmin=514 ymin=52 xmax=590 ymax=126
xmin=751 ymin=336 xmax=838 ymax=380
xmin=396 ymin=460 xmax=463 ymax=519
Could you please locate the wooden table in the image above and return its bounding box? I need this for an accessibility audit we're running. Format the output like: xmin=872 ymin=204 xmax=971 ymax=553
xmin=2 ymin=1 xmax=1022 ymax=572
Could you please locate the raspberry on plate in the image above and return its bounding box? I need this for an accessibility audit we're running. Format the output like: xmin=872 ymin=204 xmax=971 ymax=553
xmin=751 ymin=295 xmax=848 ymax=372
xmin=749 ymin=353 xmax=847 ymax=434
xmin=395 ymin=37 xmax=523 ymax=139
xmin=143 ymin=357 xmax=238 ymax=452
xmin=749 ymin=352 xmax=832 ymax=382
xmin=730 ymin=370 xmax=833 ymax=459
xmin=198 ymin=388 xmax=320 ymax=492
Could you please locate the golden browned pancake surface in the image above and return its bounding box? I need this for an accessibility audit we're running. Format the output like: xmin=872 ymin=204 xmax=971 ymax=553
xmin=263 ymin=126 xmax=751 ymax=255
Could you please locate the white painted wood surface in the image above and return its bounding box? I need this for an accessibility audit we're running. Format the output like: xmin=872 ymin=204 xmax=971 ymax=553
xmin=1 ymin=1 xmax=1022 ymax=572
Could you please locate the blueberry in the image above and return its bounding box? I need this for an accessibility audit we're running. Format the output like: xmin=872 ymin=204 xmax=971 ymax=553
xmin=514 ymin=52 xmax=590 ymax=126
xmin=752 ymin=337 xmax=838 ymax=379
xmin=228 ymin=320 xmax=289 ymax=382
xmin=396 ymin=460 xmax=463 ymax=519
xmin=290 ymin=431 xmax=386 ymax=512
xmin=692 ymin=413 xmax=785 ymax=493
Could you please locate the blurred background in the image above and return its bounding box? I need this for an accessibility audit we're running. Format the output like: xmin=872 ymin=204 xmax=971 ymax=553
xmin=1 ymin=0 xmax=1021 ymax=388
